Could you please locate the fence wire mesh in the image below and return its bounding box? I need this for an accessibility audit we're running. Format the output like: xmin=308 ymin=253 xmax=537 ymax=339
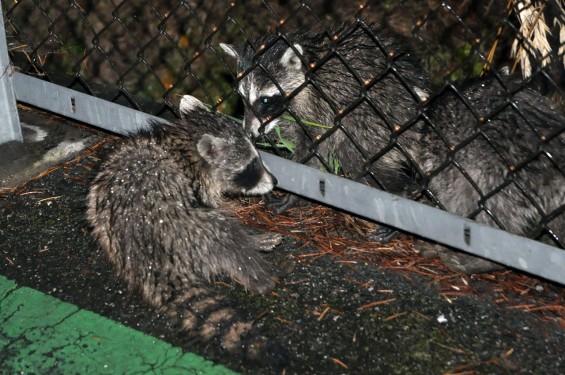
xmin=2 ymin=0 xmax=564 ymax=249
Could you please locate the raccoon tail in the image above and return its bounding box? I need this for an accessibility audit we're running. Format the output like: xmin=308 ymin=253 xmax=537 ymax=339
xmin=160 ymin=282 xmax=289 ymax=366
xmin=165 ymin=282 xmax=249 ymax=351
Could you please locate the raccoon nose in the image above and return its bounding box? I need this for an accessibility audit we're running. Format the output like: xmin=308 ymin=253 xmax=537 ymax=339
xmin=271 ymin=174 xmax=278 ymax=186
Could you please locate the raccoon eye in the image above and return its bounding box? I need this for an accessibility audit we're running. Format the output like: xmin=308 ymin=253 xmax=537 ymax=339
xmin=233 ymin=157 xmax=263 ymax=191
xmin=255 ymin=95 xmax=285 ymax=119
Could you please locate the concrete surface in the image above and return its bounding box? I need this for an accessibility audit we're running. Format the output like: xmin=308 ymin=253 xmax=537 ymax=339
xmin=0 ymin=108 xmax=98 ymax=187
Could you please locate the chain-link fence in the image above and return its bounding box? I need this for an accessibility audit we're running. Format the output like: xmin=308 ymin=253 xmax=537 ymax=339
xmin=2 ymin=0 xmax=564 ymax=250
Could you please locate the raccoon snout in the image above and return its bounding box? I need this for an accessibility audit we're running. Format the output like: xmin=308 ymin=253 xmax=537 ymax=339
xmin=233 ymin=157 xmax=278 ymax=195
xmin=251 ymin=125 xmax=263 ymax=139
xmin=243 ymin=114 xmax=261 ymax=138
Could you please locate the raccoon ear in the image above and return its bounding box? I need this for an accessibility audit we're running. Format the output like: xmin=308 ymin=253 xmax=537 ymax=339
xmin=220 ymin=43 xmax=240 ymax=60
xmin=280 ymin=44 xmax=304 ymax=70
xmin=197 ymin=134 xmax=225 ymax=163
xmin=180 ymin=95 xmax=209 ymax=116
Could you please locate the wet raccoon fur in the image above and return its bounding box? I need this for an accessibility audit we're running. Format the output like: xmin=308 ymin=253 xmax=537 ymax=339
xmin=221 ymin=21 xmax=430 ymax=207
xmin=87 ymin=96 xmax=284 ymax=357
xmin=222 ymin=21 xmax=564 ymax=247
xmin=421 ymin=75 xmax=564 ymax=246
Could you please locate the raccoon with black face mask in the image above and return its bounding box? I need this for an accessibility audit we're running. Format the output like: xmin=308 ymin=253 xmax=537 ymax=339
xmin=221 ymin=21 xmax=430 ymax=213
xmin=222 ymin=21 xmax=564 ymax=272
xmin=87 ymin=95 xmax=286 ymax=359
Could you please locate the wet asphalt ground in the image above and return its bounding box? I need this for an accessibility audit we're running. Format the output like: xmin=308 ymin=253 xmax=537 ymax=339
xmin=1 ymin=110 xmax=564 ymax=374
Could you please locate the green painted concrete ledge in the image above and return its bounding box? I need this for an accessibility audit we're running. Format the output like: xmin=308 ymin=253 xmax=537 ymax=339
xmin=0 ymin=275 xmax=236 ymax=374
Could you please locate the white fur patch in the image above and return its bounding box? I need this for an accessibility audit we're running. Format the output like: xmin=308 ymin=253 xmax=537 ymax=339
xmin=249 ymin=80 xmax=258 ymax=106
xmin=414 ymin=87 xmax=430 ymax=102
xmin=219 ymin=43 xmax=239 ymax=59
xmin=258 ymin=85 xmax=284 ymax=99
xmin=248 ymin=117 xmax=263 ymax=137
xmin=180 ymin=95 xmax=208 ymax=114
xmin=262 ymin=119 xmax=280 ymax=135
xmin=280 ymin=44 xmax=304 ymax=67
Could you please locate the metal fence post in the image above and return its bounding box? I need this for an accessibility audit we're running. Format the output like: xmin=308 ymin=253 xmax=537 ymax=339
xmin=0 ymin=5 xmax=21 ymax=144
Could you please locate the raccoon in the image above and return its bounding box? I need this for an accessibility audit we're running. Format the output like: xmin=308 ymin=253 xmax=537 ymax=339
xmin=222 ymin=21 xmax=564 ymax=270
xmin=221 ymin=21 xmax=430 ymax=212
xmin=86 ymin=95 xmax=284 ymax=357
xmin=411 ymin=74 xmax=565 ymax=272
xmin=421 ymin=75 xmax=565 ymax=248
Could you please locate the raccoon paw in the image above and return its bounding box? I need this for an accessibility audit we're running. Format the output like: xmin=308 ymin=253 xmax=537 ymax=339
xmin=245 ymin=253 xmax=294 ymax=293
xmin=252 ymin=231 xmax=284 ymax=252
xmin=246 ymin=273 xmax=277 ymax=294
xmin=437 ymin=247 xmax=505 ymax=274
xmin=274 ymin=256 xmax=295 ymax=278
xmin=367 ymin=225 xmax=400 ymax=243
xmin=414 ymin=240 xmax=441 ymax=258
xmin=266 ymin=193 xmax=303 ymax=213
